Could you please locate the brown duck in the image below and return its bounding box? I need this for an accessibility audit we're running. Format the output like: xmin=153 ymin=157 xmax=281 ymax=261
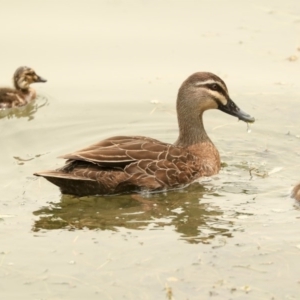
xmin=0 ymin=66 xmax=46 ymax=109
xmin=35 ymin=72 xmax=255 ymax=196
xmin=291 ymin=183 xmax=300 ymax=201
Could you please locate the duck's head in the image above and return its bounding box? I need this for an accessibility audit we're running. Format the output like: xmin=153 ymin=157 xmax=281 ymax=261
xmin=13 ymin=66 xmax=47 ymax=90
xmin=177 ymin=72 xmax=255 ymax=123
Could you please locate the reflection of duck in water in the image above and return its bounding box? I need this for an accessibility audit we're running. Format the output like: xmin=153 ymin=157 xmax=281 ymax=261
xmin=291 ymin=183 xmax=300 ymax=201
xmin=32 ymin=184 xmax=234 ymax=244
xmin=0 ymin=66 xmax=47 ymax=109
xmin=35 ymin=72 xmax=255 ymax=196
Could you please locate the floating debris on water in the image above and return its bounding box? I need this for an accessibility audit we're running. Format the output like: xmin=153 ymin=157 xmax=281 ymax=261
xmin=268 ymin=167 xmax=283 ymax=176
xmin=0 ymin=214 xmax=15 ymax=219
xmin=287 ymin=55 xmax=298 ymax=62
xmin=150 ymin=99 xmax=160 ymax=104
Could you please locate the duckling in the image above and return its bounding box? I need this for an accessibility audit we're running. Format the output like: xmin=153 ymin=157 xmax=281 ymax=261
xmin=291 ymin=183 xmax=300 ymax=201
xmin=35 ymin=72 xmax=255 ymax=196
xmin=0 ymin=66 xmax=46 ymax=109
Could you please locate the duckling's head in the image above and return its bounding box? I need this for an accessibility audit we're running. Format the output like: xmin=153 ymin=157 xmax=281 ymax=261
xmin=13 ymin=66 xmax=47 ymax=90
xmin=177 ymin=72 xmax=255 ymax=123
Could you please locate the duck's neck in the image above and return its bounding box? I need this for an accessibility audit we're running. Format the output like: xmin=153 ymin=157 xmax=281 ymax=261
xmin=174 ymin=112 xmax=212 ymax=147
xmin=174 ymin=110 xmax=221 ymax=175
xmin=14 ymin=78 xmax=29 ymax=92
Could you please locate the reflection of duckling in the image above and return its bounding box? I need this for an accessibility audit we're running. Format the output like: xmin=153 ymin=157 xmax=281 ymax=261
xmin=291 ymin=183 xmax=300 ymax=201
xmin=0 ymin=66 xmax=46 ymax=109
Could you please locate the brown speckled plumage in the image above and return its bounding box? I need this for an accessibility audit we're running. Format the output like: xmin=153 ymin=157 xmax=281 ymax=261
xmin=0 ymin=66 xmax=46 ymax=109
xmin=291 ymin=183 xmax=300 ymax=201
xmin=35 ymin=72 xmax=255 ymax=196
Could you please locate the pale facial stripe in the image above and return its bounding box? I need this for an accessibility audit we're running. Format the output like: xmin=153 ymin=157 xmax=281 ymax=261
xmin=194 ymin=80 xmax=228 ymax=105
xmin=194 ymin=79 xmax=227 ymax=92
xmin=17 ymin=78 xmax=29 ymax=89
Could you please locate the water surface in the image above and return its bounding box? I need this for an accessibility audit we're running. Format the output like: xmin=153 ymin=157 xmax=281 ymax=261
xmin=1 ymin=1 xmax=300 ymax=299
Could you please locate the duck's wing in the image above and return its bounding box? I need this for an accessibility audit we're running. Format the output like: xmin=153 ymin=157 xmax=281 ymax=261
xmin=0 ymin=88 xmax=23 ymax=108
xmin=35 ymin=136 xmax=199 ymax=195
xmin=61 ymin=135 xmax=197 ymax=187
xmin=59 ymin=135 xmax=183 ymax=166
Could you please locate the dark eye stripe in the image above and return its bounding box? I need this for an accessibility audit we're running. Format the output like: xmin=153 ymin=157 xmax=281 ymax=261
xmin=206 ymin=83 xmax=227 ymax=98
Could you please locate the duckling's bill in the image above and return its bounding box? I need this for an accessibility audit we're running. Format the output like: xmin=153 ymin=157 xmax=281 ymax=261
xmin=218 ymin=98 xmax=255 ymax=123
xmin=36 ymin=75 xmax=47 ymax=83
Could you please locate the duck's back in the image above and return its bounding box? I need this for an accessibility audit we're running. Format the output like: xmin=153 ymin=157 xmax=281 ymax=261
xmin=0 ymin=88 xmax=29 ymax=108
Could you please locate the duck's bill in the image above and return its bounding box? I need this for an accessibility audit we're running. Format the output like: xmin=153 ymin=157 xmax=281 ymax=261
xmin=36 ymin=75 xmax=47 ymax=83
xmin=218 ymin=98 xmax=255 ymax=123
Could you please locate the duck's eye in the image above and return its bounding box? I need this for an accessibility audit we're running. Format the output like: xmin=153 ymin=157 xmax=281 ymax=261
xmin=211 ymin=84 xmax=219 ymax=91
